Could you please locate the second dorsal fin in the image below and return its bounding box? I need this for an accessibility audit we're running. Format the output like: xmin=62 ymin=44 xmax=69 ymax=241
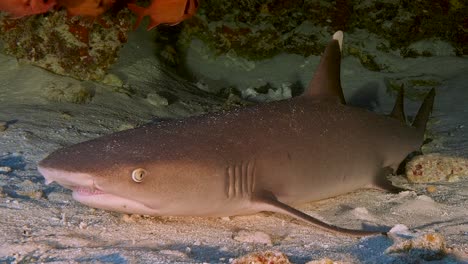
xmin=304 ymin=31 xmax=346 ymax=104
xmin=412 ymin=88 xmax=436 ymax=133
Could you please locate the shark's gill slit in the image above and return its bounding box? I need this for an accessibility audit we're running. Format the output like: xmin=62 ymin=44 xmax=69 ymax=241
xmin=242 ymin=162 xmax=248 ymax=195
xmin=226 ymin=166 xmax=235 ymax=198
xmin=225 ymin=160 xmax=256 ymax=199
xmin=235 ymin=165 xmax=241 ymax=197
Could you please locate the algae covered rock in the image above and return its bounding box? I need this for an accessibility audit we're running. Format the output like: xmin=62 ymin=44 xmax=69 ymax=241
xmin=0 ymin=9 xmax=133 ymax=81
xmin=406 ymin=154 xmax=468 ymax=183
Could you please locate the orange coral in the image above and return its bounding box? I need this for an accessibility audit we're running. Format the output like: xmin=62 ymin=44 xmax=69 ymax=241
xmin=0 ymin=0 xmax=199 ymax=30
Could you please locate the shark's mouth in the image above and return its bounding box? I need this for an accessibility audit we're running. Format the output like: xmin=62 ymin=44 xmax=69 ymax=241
xmin=73 ymin=186 xmax=106 ymax=196
xmin=38 ymin=166 xmax=159 ymax=215
xmin=71 ymin=187 xmax=160 ymax=215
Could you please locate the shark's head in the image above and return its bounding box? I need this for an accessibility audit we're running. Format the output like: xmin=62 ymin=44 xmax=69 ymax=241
xmin=38 ymin=124 xmax=222 ymax=215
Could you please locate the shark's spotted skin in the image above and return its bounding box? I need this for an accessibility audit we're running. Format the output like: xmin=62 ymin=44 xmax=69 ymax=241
xmin=38 ymin=31 xmax=435 ymax=237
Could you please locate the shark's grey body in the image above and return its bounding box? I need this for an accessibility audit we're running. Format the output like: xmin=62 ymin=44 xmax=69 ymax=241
xmin=38 ymin=32 xmax=434 ymax=236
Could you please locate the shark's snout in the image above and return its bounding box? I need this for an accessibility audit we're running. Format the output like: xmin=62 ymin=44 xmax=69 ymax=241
xmin=37 ymin=165 xmax=95 ymax=188
xmin=37 ymin=159 xmax=161 ymax=215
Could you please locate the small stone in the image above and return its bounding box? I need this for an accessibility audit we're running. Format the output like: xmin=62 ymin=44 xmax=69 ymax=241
xmin=233 ymin=230 xmax=272 ymax=245
xmin=0 ymin=166 xmax=12 ymax=173
xmin=101 ymin=73 xmax=123 ymax=87
xmin=306 ymin=258 xmax=343 ymax=264
xmin=426 ymin=186 xmax=437 ymax=193
xmin=159 ymin=250 xmax=187 ymax=258
xmin=195 ymin=81 xmax=209 ymax=92
xmin=79 ymin=221 xmax=87 ymax=229
xmin=22 ymin=225 xmax=31 ymax=237
xmin=61 ymin=213 xmax=67 ymax=224
xmin=121 ymin=214 xmax=141 ymax=223
xmin=219 ymin=246 xmax=229 ymax=252
xmin=146 ymin=93 xmax=169 ymax=107
xmin=388 ymin=224 xmax=410 ymax=235
xmin=351 ymin=207 xmax=377 ymax=222
xmin=398 ymin=191 xmax=415 ymax=198
xmin=46 ymin=191 xmax=72 ymax=203
xmin=60 ymin=112 xmax=73 ymax=119
xmin=0 ymin=122 xmax=7 ymax=131
xmin=417 ymin=195 xmax=434 ymax=202
xmin=26 ymin=190 xmax=44 ymax=199
xmin=232 ymin=251 xmax=291 ymax=264
xmin=117 ymin=123 xmax=136 ymax=131
xmin=42 ymin=80 xmax=95 ymax=104
xmin=385 ymin=232 xmax=449 ymax=261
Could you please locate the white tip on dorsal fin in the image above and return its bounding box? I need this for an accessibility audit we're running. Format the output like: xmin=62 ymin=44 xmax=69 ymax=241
xmin=333 ymin=31 xmax=343 ymax=52
xmin=304 ymin=31 xmax=346 ymax=104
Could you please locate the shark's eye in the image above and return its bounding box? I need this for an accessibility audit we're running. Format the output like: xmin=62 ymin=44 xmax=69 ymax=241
xmin=132 ymin=168 xmax=146 ymax=183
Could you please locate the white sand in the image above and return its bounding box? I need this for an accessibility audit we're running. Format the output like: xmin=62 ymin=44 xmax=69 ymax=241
xmin=0 ymin=29 xmax=467 ymax=263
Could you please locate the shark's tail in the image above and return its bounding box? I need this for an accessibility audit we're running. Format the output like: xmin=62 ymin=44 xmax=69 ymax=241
xmin=254 ymin=191 xmax=388 ymax=237
xmin=412 ymin=88 xmax=436 ymax=133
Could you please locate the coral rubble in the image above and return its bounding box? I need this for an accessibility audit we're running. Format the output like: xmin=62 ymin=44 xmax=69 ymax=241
xmin=174 ymin=0 xmax=466 ymax=64
xmin=232 ymin=251 xmax=291 ymax=264
xmin=406 ymin=153 xmax=468 ymax=183
xmin=0 ymin=10 xmax=132 ymax=81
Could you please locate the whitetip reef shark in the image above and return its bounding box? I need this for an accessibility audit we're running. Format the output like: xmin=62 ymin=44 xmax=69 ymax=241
xmin=38 ymin=31 xmax=435 ymax=237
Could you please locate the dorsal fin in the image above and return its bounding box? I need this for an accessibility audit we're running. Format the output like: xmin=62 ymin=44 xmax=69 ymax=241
xmin=412 ymin=88 xmax=435 ymax=133
xmin=390 ymin=85 xmax=406 ymax=123
xmin=304 ymin=31 xmax=346 ymax=104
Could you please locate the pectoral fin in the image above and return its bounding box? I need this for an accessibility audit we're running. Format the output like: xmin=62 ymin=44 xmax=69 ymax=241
xmin=252 ymin=191 xmax=388 ymax=237
xmin=367 ymin=167 xmax=410 ymax=193
xmin=370 ymin=177 xmax=408 ymax=193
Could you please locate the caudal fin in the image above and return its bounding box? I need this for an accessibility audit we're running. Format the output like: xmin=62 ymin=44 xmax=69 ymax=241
xmin=390 ymin=85 xmax=406 ymax=123
xmin=412 ymin=88 xmax=435 ymax=132
xmin=304 ymin=31 xmax=346 ymax=104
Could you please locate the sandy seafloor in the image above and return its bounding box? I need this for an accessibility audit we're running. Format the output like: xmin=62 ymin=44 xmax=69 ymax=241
xmin=0 ymin=28 xmax=467 ymax=263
